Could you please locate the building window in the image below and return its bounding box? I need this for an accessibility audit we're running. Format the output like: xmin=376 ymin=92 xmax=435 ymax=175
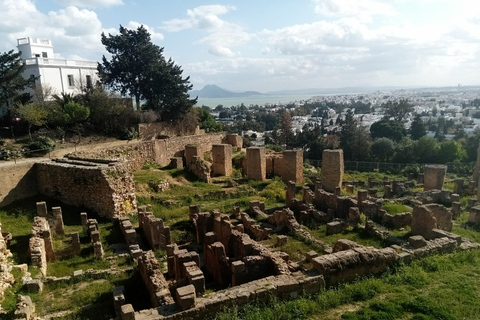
xmin=86 ymin=75 xmax=92 ymax=89
xmin=67 ymin=75 xmax=74 ymax=87
xmin=42 ymin=52 xmax=48 ymax=58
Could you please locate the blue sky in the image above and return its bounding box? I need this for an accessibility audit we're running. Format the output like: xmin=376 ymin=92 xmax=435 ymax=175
xmin=1 ymin=0 xmax=479 ymax=92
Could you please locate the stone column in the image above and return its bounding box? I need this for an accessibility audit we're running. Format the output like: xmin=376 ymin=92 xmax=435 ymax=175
xmin=424 ymin=165 xmax=447 ymax=191
xmin=185 ymin=144 xmax=202 ymax=165
xmin=246 ymin=147 xmax=266 ymax=181
xmin=52 ymin=207 xmax=64 ymax=236
xmin=286 ymin=181 xmax=296 ymax=207
xmin=321 ymin=149 xmax=344 ymax=192
xmin=454 ymin=179 xmax=464 ymax=195
xmin=212 ymin=144 xmax=232 ymax=176
xmin=357 ymin=190 xmax=368 ymax=209
xmin=80 ymin=212 xmax=88 ymax=227
xmin=43 ymin=229 xmax=55 ymax=262
xmin=281 ymin=149 xmax=303 ymax=183
xmin=36 ymin=202 xmax=47 ymax=217
xmin=94 ymin=241 xmax=104 ymax=259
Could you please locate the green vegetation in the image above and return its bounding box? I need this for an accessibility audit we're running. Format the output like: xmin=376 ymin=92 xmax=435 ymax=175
xmin=382 ymin=203 xmax=412 ymax=215
xmin=211 ymin=250 xmax=480 ymax=320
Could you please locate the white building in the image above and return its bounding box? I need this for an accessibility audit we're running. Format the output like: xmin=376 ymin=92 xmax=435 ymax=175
xmin=17 ymin=37 xmax=99 ymax=96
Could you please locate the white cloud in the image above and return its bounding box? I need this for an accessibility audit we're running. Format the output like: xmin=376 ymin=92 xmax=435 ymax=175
xmin=162 ymin=5 xmax=251 ymax=57
xmin=0 ymin=1 xmax=106 ymax=61
xmin=208 ymin=46 xmax=234 ymax=57
xmin=125 ymin=21 xmax=164 ymax=41
xmin=312 ymin=0 xmax=394 ymax=17
xmin=162 ymin=5 xmax=235 ymax=32
xmin=55 ymin=0 xmax=123 ymax=8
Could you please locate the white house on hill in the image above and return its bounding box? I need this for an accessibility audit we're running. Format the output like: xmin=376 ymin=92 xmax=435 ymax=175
xmin=17 ymin=37 xmax=99 ymax=96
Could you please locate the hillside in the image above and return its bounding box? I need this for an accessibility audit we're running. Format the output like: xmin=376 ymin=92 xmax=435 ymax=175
xmin=190 ymin=84 xmax=262 ymax=98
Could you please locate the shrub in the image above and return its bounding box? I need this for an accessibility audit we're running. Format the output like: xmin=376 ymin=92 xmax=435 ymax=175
xmin=24 ymin=135 xmax=55 ymax=155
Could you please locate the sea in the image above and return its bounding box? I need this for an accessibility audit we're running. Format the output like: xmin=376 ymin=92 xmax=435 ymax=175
xmin=196 ymin=94 xmax=322 ymax=108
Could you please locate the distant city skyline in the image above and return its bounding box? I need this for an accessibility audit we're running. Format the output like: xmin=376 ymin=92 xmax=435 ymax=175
xmin=1 ymin=0 xmax=479 ymax=92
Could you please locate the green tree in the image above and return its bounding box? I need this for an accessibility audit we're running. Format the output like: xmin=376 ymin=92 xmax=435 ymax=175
xmin=436 ymin=140 xmax=467 ymax=163
xmin=0 ymin=50 xmax=36 ymax=119
xmin=278 ymin=110 xmax=294 ymax=147
xmin=414 ymin=136 xmax=439 ymax=163
xmin=197 ymin=107 xmax=222 ymax=132
xmin=382 ymin=99 xmax=413 ymax=122
xmin=340 ymin=109 xmax=371 ymax=161
xmin=410 ymin=114 xmax=426 ymax=140
xmin=370 ymin=138 xmax=395 ymax=162
xmin=63 ymin=101 xmax=90 ymax=136
xmin=98 ymin=25 xmax=196 ymax=119
xmin=370 ymin=119 xmax=406 ymax=141
xmin=393 ymin=137 xmax=416 ymax=163
xmin=13 ymin=103 xmax=48 ymax=139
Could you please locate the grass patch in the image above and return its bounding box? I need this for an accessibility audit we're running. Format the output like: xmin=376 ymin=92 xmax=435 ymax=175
xmin=310 ymin=225 xmax=385 ymax=249
xmin=211 ymin=250 xmax=480 ymax=320
xmin=382 ymin=202 xmax=412 ymax=215
xmin=47 ymin=255 xmax=111 ymax=277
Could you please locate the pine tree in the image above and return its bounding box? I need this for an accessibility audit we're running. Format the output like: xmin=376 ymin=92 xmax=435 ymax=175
xmin=0 ymin=50 xmax=35 ymax=115
xmin=98 ymin=25 xmax=197 ymax=120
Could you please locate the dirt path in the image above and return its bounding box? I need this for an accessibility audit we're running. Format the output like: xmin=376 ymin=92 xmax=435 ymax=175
xmin=0 ymin=138 xmax=141 ymax=168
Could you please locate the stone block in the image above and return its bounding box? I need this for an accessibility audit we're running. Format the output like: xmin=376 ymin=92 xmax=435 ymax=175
xmin=305 ymin=250 xmax=318 ymax=262
xmin=170 ymin=157 xmax=184 ymax=169
xmin=36 ymin=201 xmax=47 ymax=217
xmin=176 ymin=284 xmax=196 ymax=310
xmin=185 ymin=144 xmax=202 ymax=164
xmin=276 ymin=235 xmax=288 ymax=246
xmin=231 ymin=260 xmax=246 ymax=273
xmin=26 ymin=279 xmax=43 ymax=293
xmin=226 ymin=134 xmax=243 ymax=147
xmin=73 ymin=270 xmax=83 ymax=278
xmin=90 ymin=230 xmax=100 ymax=243
xmin=409 ymin=235 xmax=427 ymax=249
xmin=469 ymin=206 xmax=480 ymax=224
xmin=212 ymin=144 xmax=232 ymax=176
xmin=246 ymin=147 xmax=266 ymax=181
xmin=281 ymin=149 xmax=303 ymax=183
xmin=321 ymin=149 xmax=344 ymax=192
xmin=120 ymin=304 xmax=135 ymax=320
xmin=113 ymin=286 xmax=126 ymax=317
xmin=326 ymin=220 xmax=347 ymax=235
xmin=80 ymin=212 xmax=88 ymax=227
xmin=424 ymin=164 xmax=447 ymax=191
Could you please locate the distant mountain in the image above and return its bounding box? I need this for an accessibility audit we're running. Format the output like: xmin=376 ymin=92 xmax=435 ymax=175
xmin=190 ymin=84 xmax=262 ymax=98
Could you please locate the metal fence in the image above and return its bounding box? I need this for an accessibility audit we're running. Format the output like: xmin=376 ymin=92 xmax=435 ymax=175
xmin=305 ymin=159 xmax=474 ymax=174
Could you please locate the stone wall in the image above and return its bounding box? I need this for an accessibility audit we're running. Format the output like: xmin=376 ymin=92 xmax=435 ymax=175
xmin=0 ymin=161 xmax=38 ymax=207
xmin=137 ymin=250 xmax=175 ymax=307
xmin=411 ymin=204 xmax=453 ymax=239
xmin=139 ymin=210 xmax=171 ymax=250
xmin=138 ymin=122 xmax=203 ymax=140
xmin=68 ymin=133 xmax=225 ymax=168
xmin=0 ymin=221 xmax=14 ymax=307
xmin=36 ymin=163 xmax=136 ymax=218
xmin=311 ymin=245 xmax=397 ymax=286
